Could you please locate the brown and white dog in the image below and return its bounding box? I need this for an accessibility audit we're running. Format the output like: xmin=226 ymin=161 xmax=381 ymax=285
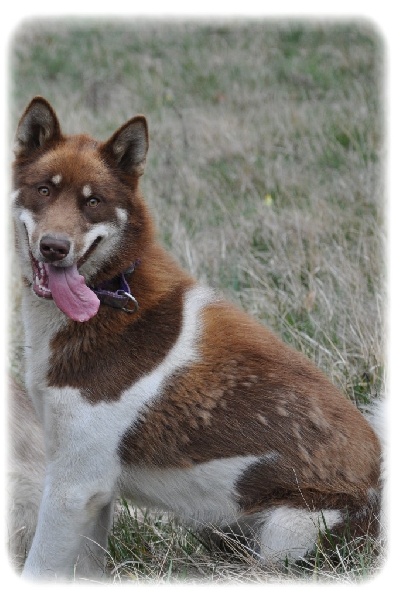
xmin=12 ymin=97 xmax=381 ymax=580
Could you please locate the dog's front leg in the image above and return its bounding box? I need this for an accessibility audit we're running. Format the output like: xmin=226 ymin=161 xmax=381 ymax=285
xmin=73 ymin=499 xmax=116 ymax=579
xmin=22 ymin=469 xmax=116 ymax=581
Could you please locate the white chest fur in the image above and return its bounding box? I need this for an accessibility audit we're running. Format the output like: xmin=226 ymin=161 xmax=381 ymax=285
xmin=21 ymin=289 xmax=67 ymax=424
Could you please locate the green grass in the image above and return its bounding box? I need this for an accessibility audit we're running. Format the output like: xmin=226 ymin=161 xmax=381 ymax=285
xmin=9 ymin=18 xmax=385 ymax=583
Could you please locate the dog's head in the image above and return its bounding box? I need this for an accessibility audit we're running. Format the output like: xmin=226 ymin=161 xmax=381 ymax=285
xmin=12 ymin=97 xmax=153 ymax=321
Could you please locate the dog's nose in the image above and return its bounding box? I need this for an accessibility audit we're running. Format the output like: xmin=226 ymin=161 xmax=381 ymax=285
xmin=40 ymin=236 xmax=71 ymax=262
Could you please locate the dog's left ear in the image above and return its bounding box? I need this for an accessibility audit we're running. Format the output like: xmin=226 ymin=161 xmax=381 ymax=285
xmin=102 ymin=116 xmax=149 ymax=177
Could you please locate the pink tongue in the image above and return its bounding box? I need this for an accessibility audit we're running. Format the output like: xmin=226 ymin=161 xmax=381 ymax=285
xmin=46 ymin=264 xmax=100 ymax=322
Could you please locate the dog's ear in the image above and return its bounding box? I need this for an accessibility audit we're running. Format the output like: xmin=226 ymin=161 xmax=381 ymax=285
xmin=14 ymin=97 xmax=62 ymax=156
xmin=102 ymin=116 xmax=149 ymax=177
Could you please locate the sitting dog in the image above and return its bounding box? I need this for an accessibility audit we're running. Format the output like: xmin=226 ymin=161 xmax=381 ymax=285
xmin=12 ymin=97 xmax=381 ymax=580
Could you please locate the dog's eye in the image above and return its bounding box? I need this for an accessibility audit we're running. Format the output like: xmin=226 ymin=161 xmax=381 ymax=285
xmin=38 ymin=186 xmax=50 ymax=197
xmin=87 ymin=197 xmax=100 ymax=208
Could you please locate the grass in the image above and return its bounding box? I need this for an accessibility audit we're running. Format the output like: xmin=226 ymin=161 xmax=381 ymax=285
xmin=103 ymin=502 xmax=384 ymax=584
xmin=9 ymin=18 xmax=385 ymax=582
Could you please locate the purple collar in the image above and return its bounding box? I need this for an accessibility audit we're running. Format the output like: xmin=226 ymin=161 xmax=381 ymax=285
xmin=91 ymin=260 xmax=140 ymax=313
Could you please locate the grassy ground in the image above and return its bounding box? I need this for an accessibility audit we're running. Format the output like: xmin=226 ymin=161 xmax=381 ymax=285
xmin=9 ymin=19 xmax=385 ymax=582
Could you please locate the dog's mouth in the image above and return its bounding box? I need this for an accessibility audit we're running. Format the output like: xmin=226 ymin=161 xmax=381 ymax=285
xmin=29 ymin=237 xmax=102 ymax=322
xmin=31 ymin=256 xmax=53 ymax=299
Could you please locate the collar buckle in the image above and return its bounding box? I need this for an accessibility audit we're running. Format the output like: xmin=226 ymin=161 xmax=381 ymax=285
xmin=120 ymin=291 xmax=139 ymax=314
xmin=91 ymin=261 xmax=140 ymax=313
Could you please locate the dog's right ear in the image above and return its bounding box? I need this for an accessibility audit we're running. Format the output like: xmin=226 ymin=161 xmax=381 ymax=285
xmin=14 ymin=97 xmax=62 ymax=157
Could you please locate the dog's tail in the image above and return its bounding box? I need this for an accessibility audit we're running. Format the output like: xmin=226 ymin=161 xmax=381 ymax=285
xmin=362 ymin=397 xmax=386 ymax=448
xmin=362 ymin=396 xmax=387 ymax=486
xmin=361 ymin=397 xmax=387 ymax=540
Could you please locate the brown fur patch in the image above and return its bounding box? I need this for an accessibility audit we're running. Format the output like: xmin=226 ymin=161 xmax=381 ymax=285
xmin=119 ymin=301 xmax=380 ymax=510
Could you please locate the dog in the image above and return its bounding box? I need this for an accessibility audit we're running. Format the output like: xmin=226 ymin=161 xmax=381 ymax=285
xmin=12 ymin=96 xmax=382 ymax=580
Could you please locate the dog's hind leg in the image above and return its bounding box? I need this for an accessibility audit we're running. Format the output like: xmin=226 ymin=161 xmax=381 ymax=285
xmin=257 ymin=505 xmax=343 ymax=563
xmin=202 ymin=508 xmax=342 ymax=563
xmin=256 ymin=496 xmax=381 ymax=565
